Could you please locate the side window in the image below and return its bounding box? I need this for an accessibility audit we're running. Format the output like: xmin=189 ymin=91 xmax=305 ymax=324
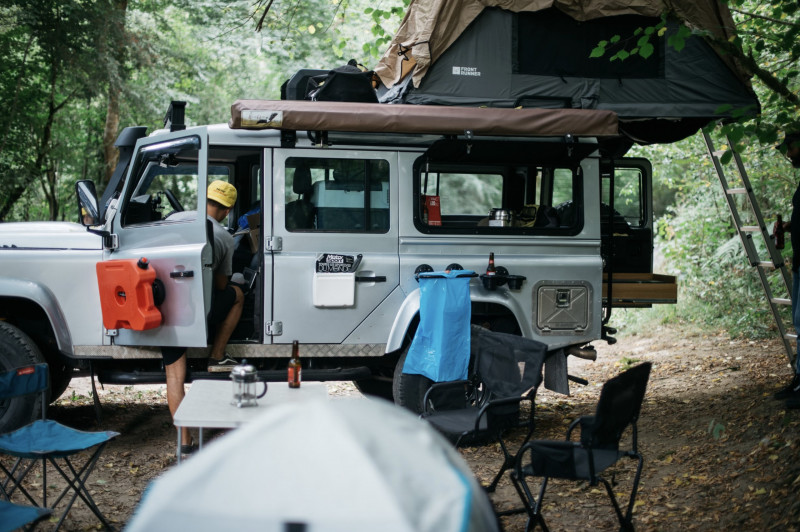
xmin=423 ymin=171 xmax=502 ymax=216
xmin=284 ymin=157 xmax=390 ymax=233
xmin=551 ymin=169 xmax=574 ymax=206
xmin=415 ymin=162 xmax=580 ymax=234
xmin=602 ymin=168 xmax=644 ymax=227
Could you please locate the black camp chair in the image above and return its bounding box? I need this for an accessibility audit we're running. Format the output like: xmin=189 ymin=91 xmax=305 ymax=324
xmin=421 ymin=326 xmax=546 ymax=499
xmin=511 ymin=362 xmax=652 ymax=532
xmin=0 ymin=363 xmax=119 ymax=531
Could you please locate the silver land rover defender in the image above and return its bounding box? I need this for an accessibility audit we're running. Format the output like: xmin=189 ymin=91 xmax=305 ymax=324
xmin=0 ymin=98 xmax=675 ymax=431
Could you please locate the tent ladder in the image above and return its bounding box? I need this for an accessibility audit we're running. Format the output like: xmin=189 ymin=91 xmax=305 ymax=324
xmin=702 ymin=130 xmax=795 ymax=365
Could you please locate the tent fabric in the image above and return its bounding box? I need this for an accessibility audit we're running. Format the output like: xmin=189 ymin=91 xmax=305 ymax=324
xmin=375 ymin=0 xmax=746 ymax=89
xmin=230 ymin=99 xmax=619 ymax=137
xmin=372 ymin=1 xmax=758 ymax=144
xmin=127 ymin=398 xmax=499 ymax=532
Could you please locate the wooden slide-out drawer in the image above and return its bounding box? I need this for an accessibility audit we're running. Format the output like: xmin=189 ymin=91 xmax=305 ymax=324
xmin=602 ymin=273 xmax=677 ymax=308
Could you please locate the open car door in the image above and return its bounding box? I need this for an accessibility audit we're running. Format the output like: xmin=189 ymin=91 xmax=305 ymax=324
xmin=99 ymin=131 xmax=213 ymax=347
xmin=602 ymin=158 xmax=677 ymax=308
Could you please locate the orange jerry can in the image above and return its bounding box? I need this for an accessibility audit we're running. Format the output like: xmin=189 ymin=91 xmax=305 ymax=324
xmin=96 ymin=258 xmax=162 ymax=331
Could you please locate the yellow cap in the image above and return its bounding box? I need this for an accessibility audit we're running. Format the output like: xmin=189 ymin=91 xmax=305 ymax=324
xmin=207 ymin=180 xmax=237 ymax=208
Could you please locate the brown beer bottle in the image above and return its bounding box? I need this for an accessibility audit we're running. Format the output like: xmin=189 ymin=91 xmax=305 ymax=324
xmin=288 ymin=340 xmax=301 ymax=388
xmin=486 ymin=252 xmax=497 ymax=276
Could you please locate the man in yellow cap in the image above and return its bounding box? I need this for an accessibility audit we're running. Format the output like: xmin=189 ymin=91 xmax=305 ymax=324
xmin=205 ymin=180 xmax=244 ymax=369
xmin=162 ymin=180 xmax=244 ymax=453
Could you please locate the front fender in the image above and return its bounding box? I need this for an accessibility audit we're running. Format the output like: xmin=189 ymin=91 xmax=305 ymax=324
xmin=386 ymin=288 xmax=420 ymax=353
xmin=0 ymin=278 xmax=72 ymax=355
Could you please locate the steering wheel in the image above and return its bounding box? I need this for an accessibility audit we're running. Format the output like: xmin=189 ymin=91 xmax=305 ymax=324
xmin=163 ymin=190 xmax=184 ymax=212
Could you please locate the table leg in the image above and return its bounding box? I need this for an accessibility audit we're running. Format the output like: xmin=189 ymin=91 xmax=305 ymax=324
xmin=177 ymin=427 xmax=182 ymax=464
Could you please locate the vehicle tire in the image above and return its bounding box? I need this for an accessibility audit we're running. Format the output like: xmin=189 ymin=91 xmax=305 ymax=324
xmin=392 ymin=344 xmax=433 ymax=414
xmin=352 ymin=377 xmax=394 ymax=401
xmin=46 ymin=356 xmax=73 ymax=403
xmin=353 ymin=352 xmax=400 ymax=401
xmin=0 ymin=322 xmax=45 ymax=432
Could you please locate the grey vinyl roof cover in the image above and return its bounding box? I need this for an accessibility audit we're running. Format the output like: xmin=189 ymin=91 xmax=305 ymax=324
xmin=374 ymin=0 xmax=759 ymax=143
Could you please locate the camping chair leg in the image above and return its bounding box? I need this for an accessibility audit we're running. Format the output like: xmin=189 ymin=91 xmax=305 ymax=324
xmin=511 ymin=473 xmax=550 ymax=532
xmin=1 ymin=458 xmax=40 ymax=506
xmin=598 ymin=453 xmax=644 ymax=532
xmin=41 ymin=456 xmax=47 ymax=507
xmin=487 ymin=425 xmax=536 ymax=494
xmin=47 ymin=444 xmax=114 ymax=531
xmin=600 ymin=477 xmax=632 ymax=532
xmin=625 ymin=454 xmax=644 ymax=525
xmin=486 ymin=437 xmax=512 ymax=493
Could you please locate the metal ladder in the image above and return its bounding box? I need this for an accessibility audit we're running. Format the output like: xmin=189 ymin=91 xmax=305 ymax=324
xmin=702 ymin=130 xmax=795 ymax=363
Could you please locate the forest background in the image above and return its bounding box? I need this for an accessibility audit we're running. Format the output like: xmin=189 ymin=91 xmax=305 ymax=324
xmin=1 ymin=0 xmax=798 ymax=339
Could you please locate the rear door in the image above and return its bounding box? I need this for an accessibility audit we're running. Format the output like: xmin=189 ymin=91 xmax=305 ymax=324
xmin=602 ymin=157 xmax=677 ymax=307
xmin=105 ymin=130 xmax=216 ymax=347
xmin=270 ymin=149 xmax=400 ymax=344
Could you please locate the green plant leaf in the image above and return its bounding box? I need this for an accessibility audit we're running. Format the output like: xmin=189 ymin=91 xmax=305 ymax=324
xmin=590 ymin=46 xmax=606 ymax=58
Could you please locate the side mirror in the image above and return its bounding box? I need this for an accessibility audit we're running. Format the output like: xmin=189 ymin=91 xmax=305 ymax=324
xmin=76 ymin=180 xmax=100 ymax=226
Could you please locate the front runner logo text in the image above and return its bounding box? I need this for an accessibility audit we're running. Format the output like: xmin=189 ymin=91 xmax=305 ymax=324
xmin=452 ymin=66 xmax=481 ymax=77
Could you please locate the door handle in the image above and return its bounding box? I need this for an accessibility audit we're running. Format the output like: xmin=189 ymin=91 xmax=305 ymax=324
xmin=170 ymin=270 xmax=194 ymax=278
xmin=355 ymin=275 xmax=386 ymax=283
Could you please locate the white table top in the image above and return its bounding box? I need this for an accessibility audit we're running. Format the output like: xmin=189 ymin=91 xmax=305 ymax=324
xmin=174 ymin=380 xmax=328 ymax=429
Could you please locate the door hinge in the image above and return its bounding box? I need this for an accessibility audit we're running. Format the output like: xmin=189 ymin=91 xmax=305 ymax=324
xmin=266 ymin=321 xmax=283 ymax=336
xmin=266 ymin=236 xmax=282 ymax=252
xmin=106 ymin=233 xmax=119 ymax=250
xmin=88 ymin=227 xmax=118 ymax=250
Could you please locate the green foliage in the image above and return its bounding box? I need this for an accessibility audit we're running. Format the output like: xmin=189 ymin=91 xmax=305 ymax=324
xmin=0 ymin=0 xmax=408 ymax=221
xmin=619 ymin=357 xmax=641 ymax=371
xmin=591 ymin=1 xmax=799 ymax=336
xmin=620 ymin=134 xmax=799 ymax=339
xmin=708 ymin=419 xmax=726 ymax=440
xmin=589 ymin=1 xmax=800 ymax=150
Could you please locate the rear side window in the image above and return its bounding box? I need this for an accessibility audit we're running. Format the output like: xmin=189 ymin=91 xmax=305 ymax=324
xmin=284 ymin=157 xmax=390 ymax=233
xmin=414 ymin=162 xmax=582 ymax=234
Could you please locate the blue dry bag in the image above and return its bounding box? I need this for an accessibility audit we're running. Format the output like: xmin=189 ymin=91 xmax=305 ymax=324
xmin=403 ymin=270 xmax=474 ymax=382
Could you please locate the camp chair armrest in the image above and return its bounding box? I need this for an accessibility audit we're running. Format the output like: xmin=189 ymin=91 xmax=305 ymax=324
xmin=566 ymin=414 xmax=595 ymax=440
xmin=474 ymin=395 xmax=526 ymax=433
xmin=422 ymin=379 xmax=472 ymax=414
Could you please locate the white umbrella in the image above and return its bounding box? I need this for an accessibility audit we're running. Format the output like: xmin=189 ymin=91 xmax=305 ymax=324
xmin=127 ymin=397 xmax=498 ymax=532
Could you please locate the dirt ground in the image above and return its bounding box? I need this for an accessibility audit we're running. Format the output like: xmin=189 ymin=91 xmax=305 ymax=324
xmin=5 ymin=323 xmax=800 ymax=531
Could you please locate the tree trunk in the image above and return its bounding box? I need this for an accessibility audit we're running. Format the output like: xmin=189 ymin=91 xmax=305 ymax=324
xmin=101 ymin=0 xmax=129 ymax=186
xmin=102 ymin=87 xmax=121 ymax=184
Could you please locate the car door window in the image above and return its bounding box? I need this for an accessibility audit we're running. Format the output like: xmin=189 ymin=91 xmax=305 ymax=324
xmin=284 ymin=156 xmax=390 ymax=233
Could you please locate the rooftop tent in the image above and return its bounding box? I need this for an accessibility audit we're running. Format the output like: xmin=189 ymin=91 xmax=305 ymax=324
xmin=374 ymin=0 xmax=759 ymax=145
